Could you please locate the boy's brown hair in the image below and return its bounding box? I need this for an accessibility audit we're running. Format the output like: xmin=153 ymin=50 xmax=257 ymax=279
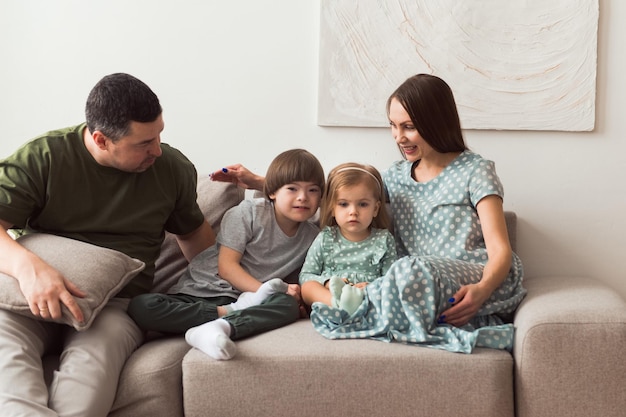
xmin=264 ymin=149 xmax=325 ymax=200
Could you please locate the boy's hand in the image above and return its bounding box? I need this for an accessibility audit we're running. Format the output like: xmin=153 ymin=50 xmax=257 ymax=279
xmin=286 ymin=284 xmax=308 ymax=318
xmin=286 ymin=284 xmax=301 ymax=302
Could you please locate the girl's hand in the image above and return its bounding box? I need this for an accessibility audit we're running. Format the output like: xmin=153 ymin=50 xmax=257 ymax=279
xmin=342 ymin=278 xmax=367 ymax=289
xmin=439 ymin=283 xmax=491 ymax=327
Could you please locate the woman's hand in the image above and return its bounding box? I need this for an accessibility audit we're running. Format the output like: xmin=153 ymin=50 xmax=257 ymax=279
xmin=439 ymin=283 xmax=491 ymax=327
xmin=210 ymin=164 xmax=265 ymax=190
xmin=439 ymin=195 xmax=513 ymax=327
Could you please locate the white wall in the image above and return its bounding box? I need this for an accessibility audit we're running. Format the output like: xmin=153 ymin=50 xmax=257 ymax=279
xmin=1 ymin=1 xmax=624 ymax=298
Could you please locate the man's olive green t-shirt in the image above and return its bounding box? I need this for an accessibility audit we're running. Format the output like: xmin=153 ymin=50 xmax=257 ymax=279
xmin=0 ymin=124 xmax=205 ymax=297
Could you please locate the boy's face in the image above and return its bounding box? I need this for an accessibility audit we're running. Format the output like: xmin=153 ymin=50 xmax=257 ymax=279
xmin=270 ymin=181 xmax=322 ymax=230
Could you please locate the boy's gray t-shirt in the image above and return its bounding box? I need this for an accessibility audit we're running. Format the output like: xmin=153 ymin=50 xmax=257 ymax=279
xmin=169 ymin=198 xmax=320 ymax=299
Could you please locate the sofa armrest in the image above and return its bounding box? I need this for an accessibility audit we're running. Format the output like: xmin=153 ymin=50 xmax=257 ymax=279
xmin=513 ymin=275 xmax=626 ymax=417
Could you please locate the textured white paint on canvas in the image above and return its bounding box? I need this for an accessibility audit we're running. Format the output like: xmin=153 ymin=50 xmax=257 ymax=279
xmin=318 ymin=0 xmax=599 ymax=131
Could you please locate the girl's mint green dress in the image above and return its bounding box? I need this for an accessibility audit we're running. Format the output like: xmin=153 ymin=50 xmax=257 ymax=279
xmin=310 ymin=151 xmax=526 ymax=353
xmin=299 ymin=226 xmax=397 ymax=286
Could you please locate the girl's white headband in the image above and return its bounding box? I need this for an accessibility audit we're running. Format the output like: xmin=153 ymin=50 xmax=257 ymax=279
xmin=334 ymin=167 xmax=383 ymax=193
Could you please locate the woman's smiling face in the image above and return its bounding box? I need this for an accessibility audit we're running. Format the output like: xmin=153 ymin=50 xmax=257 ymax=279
xmin=388 ymin=97 xmax=435 ymax=162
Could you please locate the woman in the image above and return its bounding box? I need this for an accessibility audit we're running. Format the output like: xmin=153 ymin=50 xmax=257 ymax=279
xmin=211 ymin=74 xmax=526 ymax=353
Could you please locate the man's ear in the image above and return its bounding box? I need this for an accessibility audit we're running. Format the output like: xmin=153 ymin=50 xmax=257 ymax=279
xmin=91 ymin=130 xmax=109 ymax=150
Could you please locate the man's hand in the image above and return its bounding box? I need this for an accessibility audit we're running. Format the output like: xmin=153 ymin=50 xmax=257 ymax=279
xmin=1 ymin=222 xmax=86 ymax=323
xmin=19 ymin=259 xmax=86 ymax=323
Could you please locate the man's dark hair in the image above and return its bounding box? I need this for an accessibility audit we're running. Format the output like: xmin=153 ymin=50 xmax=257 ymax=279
xmin=85 ymin=73 xmax=162 ymax=141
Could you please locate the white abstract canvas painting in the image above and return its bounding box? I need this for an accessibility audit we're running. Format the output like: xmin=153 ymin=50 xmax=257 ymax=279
xmin=318 ymin=0 xmax=599 ymax=131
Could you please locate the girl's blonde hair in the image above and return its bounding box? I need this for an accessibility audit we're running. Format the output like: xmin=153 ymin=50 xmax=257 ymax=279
xmin=320 ymin=162 xmax=390 ymax=230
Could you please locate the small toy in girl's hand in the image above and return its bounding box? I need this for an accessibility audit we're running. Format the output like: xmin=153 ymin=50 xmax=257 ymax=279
xmin=328 ymin=276 xmax=364 ymax=316
xmin=339 ymin=284 xmax=364 ymax=316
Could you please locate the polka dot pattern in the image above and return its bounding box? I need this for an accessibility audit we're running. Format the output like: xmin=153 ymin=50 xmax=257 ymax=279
xmin=300 ymin=227 xmax=397 ymax=285
xmin=309 ymin=152 xmax=526 ymax=353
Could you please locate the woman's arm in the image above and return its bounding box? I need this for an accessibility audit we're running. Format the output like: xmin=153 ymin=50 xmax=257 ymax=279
xmin=475 ymin=195 xmax=513 ymax=293
xmin=210 ymin=164 xmax=266 ymax=191
xmin=440 ymin=195 xmax=512 ymax=326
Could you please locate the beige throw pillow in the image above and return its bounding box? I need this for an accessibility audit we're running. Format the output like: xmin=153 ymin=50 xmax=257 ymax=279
xmin=0 ymin=233 xmax=145 ymax=331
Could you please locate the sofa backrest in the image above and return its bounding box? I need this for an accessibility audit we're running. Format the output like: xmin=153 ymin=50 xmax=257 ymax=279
xmin=504 ymin=211 xmax=517 ymax=252
xmin=152 ymin=179 xmax=518 ymax=293
xmin=253 ymin=190 xmax=517 ymax=251
xmin=151 ymin=176 xmax=244 ymax=293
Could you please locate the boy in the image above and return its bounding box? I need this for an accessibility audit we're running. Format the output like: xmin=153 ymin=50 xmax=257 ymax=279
xmin=128 ymin=148 xmax=324 ymax=360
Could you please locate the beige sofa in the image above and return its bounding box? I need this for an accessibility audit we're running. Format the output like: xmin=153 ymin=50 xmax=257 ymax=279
xmin=103 ymin=178 xmax=626 ymax=417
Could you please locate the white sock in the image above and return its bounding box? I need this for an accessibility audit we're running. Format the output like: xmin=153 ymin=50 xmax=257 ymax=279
xmin=185 ymin=319 xmax=236 ymax=360
xmin=226 ymin=278 xmax=288 ymax=312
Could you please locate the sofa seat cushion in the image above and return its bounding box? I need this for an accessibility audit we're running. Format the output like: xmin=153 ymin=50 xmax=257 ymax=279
xmin=109 ymin=337 xmax=190 ymax=417
xmin=182 ymin=319 xmax=514 ymax=417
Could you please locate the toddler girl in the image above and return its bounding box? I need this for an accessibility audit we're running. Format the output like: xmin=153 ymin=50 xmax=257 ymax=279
xmin=299 ymin=163 xmax=397 ymax=315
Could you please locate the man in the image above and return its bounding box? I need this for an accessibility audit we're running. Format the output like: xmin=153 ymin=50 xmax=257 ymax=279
xmin=0 ymin=73 xmax=214 ymax=416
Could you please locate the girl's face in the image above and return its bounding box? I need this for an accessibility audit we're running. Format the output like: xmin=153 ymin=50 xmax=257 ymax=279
xmin=332 ymin=182 xmax=380 ymax=242
xmin=388 ymin=97 xmax=435 ymax=162
xmin=269 ymin=181 xmax=322 ymax=235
